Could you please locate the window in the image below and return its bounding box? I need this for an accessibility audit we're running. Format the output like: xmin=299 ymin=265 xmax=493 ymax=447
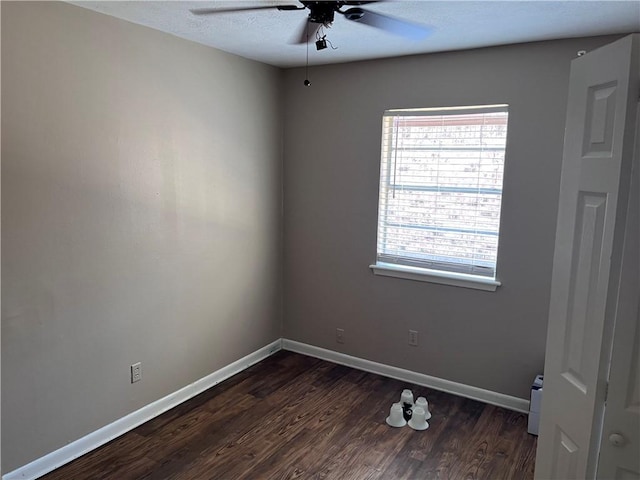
xmin=371 ymin=105 xmax=509 ymax=291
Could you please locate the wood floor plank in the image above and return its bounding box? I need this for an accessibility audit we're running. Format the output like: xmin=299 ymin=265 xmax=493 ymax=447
xmin=256 ymin=376 xmax=397 ymax=479
xmin=446 ymin=405 xmax=508 ymax=480
xmin=42 ymin=433 xmax=157 ymax=480
xmin=474 ymin=408 xmax=532 ymax=480
xmin=41 ymin=351 xmax=537 ymax=480
xmin=177 ymin=373 xmax=368 ymax=479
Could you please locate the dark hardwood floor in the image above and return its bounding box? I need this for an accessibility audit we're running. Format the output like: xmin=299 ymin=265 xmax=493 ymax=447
xmin=42 ymin=351 xmax=537 ymax=480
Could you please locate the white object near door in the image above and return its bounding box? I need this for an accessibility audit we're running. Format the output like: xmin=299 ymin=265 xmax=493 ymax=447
xmin=528 ymin=375 xmax=543 ymax=436
xmin=534 ymin=34 xmax=640 ymax=480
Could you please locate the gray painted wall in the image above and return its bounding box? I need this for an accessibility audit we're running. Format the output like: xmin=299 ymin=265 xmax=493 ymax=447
xmin=1 ymin=2 xmax=282 ymax=473
xmin=282 ymin=36 xmax=618 ymax=400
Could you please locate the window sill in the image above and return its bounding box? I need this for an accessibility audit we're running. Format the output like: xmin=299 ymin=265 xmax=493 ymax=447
xmin=369 ymin=263 xmax=501 ymax=292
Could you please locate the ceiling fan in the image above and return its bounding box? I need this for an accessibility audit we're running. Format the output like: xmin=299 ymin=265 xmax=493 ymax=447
xmin=190 ymin=1 xmax=431 ymax=44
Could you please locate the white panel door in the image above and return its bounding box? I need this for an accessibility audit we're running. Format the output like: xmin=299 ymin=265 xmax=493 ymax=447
xmin=596 ymin=102 xmax=640 ymax=480
xmin=535 ymin=34 xmax=639 ymax=480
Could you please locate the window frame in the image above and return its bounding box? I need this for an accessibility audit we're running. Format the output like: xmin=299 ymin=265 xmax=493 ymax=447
xmin=370 ymin=104 xmax=508 ymax=291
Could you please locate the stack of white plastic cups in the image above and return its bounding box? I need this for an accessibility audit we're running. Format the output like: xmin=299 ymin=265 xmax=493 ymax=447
xmin=385 ymin=389 xmax=431 ymax=430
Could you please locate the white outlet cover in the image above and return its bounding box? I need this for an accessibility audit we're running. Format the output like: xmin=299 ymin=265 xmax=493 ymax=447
xmin=131 ymin=362 xmax=142 ymax=383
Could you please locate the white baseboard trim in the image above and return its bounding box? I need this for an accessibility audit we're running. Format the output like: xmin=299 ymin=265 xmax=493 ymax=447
xmin=3 ymin=339 xmax=283 ymax=480
xmin=281 ymin=339 xmax=530 ymax=414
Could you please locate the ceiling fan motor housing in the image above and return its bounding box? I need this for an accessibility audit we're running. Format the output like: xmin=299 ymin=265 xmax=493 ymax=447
xmin=302 ymin=1 xmax=337 ymax=24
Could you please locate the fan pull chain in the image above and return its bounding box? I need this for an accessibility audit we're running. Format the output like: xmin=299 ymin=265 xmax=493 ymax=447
xmin=304 ymin=21 xmax=311 ymax=87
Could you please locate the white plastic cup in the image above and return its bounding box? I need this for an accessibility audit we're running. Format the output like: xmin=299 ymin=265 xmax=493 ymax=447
xmin=408 ymin=406 xmax=429 ymax=431
xmin=415 ymin=396 xmax=431 ymax=420
xmin=400 ymin=389 xmax=414 ymax=406
xmin=386 ymin=402 xmax=407 ymax=427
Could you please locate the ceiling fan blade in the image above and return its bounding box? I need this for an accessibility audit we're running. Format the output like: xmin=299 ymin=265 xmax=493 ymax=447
xmin=346 ymin=9 xmax=432 ymax=40
xmin=191 ymin=5 xmax=301 ymax=16
xmin=291 ymin=18 xmax=322 ymax=44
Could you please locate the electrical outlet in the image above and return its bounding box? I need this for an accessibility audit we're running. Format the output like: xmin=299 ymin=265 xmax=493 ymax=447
xmin=131 ymin=362 xmax=142 ymax=383
xmin=336 ymin=328 xmax=345 ymax=344
xmin=408 ymin=330 xmax=419 ymax=347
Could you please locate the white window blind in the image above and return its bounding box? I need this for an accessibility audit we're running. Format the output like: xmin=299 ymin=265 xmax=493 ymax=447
xmin=375 ymin=105 xmax=509 ymax=279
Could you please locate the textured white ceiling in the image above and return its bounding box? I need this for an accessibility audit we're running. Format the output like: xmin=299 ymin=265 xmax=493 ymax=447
xmin=71 ymin=1 xmax=640 ymax=67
